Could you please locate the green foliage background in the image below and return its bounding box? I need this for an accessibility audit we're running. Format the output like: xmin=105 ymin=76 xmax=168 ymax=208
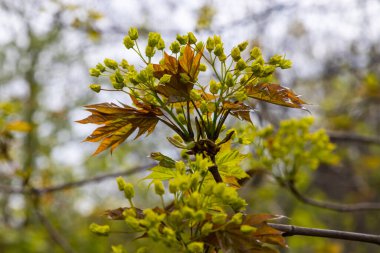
xmin=1 ymin=0 xmax=380 ymax=252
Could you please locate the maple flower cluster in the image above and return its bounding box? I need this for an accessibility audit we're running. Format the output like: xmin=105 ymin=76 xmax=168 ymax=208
xmin=80 ymin=28 xmax=309 ymax=253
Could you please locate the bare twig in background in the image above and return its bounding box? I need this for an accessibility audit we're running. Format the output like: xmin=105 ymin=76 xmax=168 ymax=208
xmin=268 ymin=223 xmax=380 ymax=246
xmin=328 ymin=131 xmax=380 ymax=146
xmin=0 ymin=164 xmax=153 ymax=195
xmin=287 ymin=180 xmax=380 ymax=212
xmin=33 ymin=200 xmax=77 ymax=253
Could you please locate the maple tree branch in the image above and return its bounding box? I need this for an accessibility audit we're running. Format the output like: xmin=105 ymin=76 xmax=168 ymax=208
xmin=287 ymin=180 xmax=380 ymax=212
xmin=0 ymin=164 xmax=152 ymax=195
xmin=328 ymin=131 xmax=380 ymax=146
xmin=268 ymin=223 xmax=380 ymax=245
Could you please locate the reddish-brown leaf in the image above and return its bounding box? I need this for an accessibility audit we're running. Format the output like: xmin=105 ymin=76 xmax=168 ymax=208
xmin=77 ymin=102 xmax=161 ymax=155
xmin=246 ymin=83 xmax=306 ymax=109
xmin=152 ymin=45 xmax=203 ymax=102
xmin=223 ymin=101 xmax=254 ymax=124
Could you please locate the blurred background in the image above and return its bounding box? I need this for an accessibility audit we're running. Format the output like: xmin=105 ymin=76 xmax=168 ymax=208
xmin=1 ymin=0 xmax=380 ymax=252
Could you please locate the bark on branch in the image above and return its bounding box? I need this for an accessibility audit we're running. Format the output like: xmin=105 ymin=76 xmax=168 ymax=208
xmin=268 ymin=223 xmax=380 ymax=245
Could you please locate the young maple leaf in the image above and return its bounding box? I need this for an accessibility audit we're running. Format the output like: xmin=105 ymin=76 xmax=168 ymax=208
xmin=77 ymin=101 xmax=162 ymax=155
xmin=223 ymin=101 xmax=254 ymax=124
xmin=153 ymin=44 xmax=203 ymax=102
xmin=246 ymin=83 xmax=307 ymax=110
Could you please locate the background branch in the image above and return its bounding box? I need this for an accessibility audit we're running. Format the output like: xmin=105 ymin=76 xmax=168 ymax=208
xmin=287 ymin=180 xmax=380 ymax=212
xmin=268 ymin=223 xmax=380 ymax=246
xmin=0 ymin=164 xmax=153 ymax=195
xmin=328 ymin=131 xmax=380 ymax=146
xmin=33 ymin=199 xmax=77 ymax=253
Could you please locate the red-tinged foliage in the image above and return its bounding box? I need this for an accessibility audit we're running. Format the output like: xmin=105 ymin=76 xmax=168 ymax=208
xmin=153 ymin=44 xmax=203 ymax=102
xmin=246 ymin=83 xmax=306 ymax=109
xmin=223 ymin=101 xmax=254 ymax=124
xmin=77 ymin=100 xmax=162 ymax=155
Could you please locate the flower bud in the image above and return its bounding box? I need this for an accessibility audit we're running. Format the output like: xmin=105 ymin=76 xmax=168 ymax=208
xmin=280 ymin=59 xmax=292 ymax=69
xmin=238 ymin=40 xmax=249 ymax=51
xmin=195 ymin=41 xmax=204 ymax=52
xmin=194 ymin=210 xmax=206 ymax=222
xmin=104 ymin=58 xmax=118 ymax=70
xmin=236 ymin=58 xmax=247 ymax=71
xmin=123 ymin=35 xmax=135 ymax=49
xmin=261 ymin=65 xmax=276 ymax=77
xmin=213 ymin=35 xmax=222 ymax=45
xmin=212 ymin=213 xmax=227 ymax=225
xmin=170 ymin=41 xmax=181 ymax=54
xmin=96 ymin=63 xmax=106 ymax=72
xmin=230 ymin=213 xmax=243 ymax=225
xmin=128 ymin=27 xmax=139 ymax=40
xmin=198 ymin=63 xmax=207 ymax=72
xmin=115 ymin=70 xmax=124 ymax=83
xmin=209 ymin=79 xmax=220 ymax=94
xmin=120 ymin=59 xmax=129 ymax=69
xmin=250 ymin=47 xmax=262 ymax=59
xmin=213 ymin=183 xmax=225 ymax=197
xmin=160 ymin=74 xmax=171 ymax=83
xmin=89 ymin=68 xmax=101 ymax=77
xmin=201 ymin=222 xmax=213 ymax=236
xmin=218 ymin=53 xmax=227 ymax=62
xmin=190 ymin=89 xmax=201 ymax=101
xmin=89 ymin=223 xmax=110 ymax=236
xmin=176 ymin=34 xmax=188 ymax=45
xmin=111 ymin=244 xmax=126 ymax=253
xmin=153 ymin=180 xmax=165 ymax=196
xmin=123 ymin=183 xmax=135 ymax=200
xmin=148 ymin=32 xmax=161 ymax=47
xmin=188 ymin=32 xmax=197 ymax=44
xmin=214 ymin=44 xmax=223 ymax=56
xmin=177 ymin=113 xmax=186 ymax=125
xmin=231 ymin=47 xmax=241 ymax=61
xmin=169 ymin=179 xmax=178 ymax=193
xmin=187 ymin=242 xmax=204 ymax=253
xmin=145 ymin=46 xmax=156 ymax=58
xmin=125 ymin=216 xmax=141 ymax=230
xmin=89 ymin=84 xmax=101 ymax=93
xmin=181 ymin=206 xmax=195 ymax=219
xmin=206 ymin=37 xmax=215 ymax=51
xmin=157 ymin=38 xmax=165 ymax=50
xmin=268 ymin=54 xmax=283 ymax=65
xmin=116 ymin=176 xmax=127 ymax=191
xmin=225 ymin=73 xmax=234 ymax=87
xmin=240 ymin=225 xmax=257 ymax=234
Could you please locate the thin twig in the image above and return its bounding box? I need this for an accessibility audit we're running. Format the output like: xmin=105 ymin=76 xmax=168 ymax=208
xmin=268 ymin=223 xmax=380 ymax=246
xmin=33 ymin=200 xmax=77 ymax=253
xmin=328 ymin=131 xmax=380 ymax=146
xmin=287 ymin=180 xmax=380 ymax=212
xmin=0 ymin=164 xmax=153 ymax=195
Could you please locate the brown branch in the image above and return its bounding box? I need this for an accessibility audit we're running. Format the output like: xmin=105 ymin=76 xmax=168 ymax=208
xmin=0 ymin=164 xmax=153 ymax=195
xmin=287 ymin=180 xmax=380 ymax=212
xmin=269 ymin=223 xmax=380 ymax=245
xmin=328 ymin=131 xmax=380 ymax=146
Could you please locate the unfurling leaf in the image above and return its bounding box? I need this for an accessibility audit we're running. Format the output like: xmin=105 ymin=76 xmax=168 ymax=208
xmin=150 ymin=152 xmax=176 ymax=168
xmin=153 ymin=44 xmax=203 ymax=102
xmin=246 ymin=83 xmax=306 ymax=109
xmin=223 ymin=101 xmax=254 ymax=124
xmin=77 ymin=101 xmax=162 ymax=155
